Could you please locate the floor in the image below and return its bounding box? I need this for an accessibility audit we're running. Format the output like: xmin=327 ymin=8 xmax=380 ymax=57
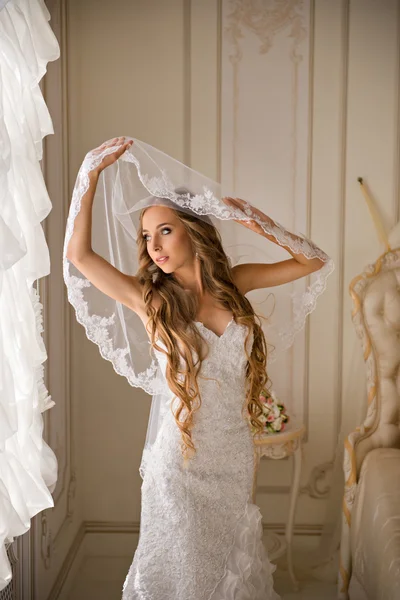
xmin=66 ymin=535 xmax=338 ymax=600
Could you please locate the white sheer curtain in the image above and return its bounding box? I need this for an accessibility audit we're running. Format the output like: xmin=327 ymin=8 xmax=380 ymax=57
xmin=0 ymin=0 xmax=59 ymax=590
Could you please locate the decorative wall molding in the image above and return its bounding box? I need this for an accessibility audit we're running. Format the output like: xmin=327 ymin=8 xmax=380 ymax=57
xmin=302 ymin=0 xmax=315 ymax=444
xmin=224 ymin=0 xmax=307 ymax=192
xmin=334 ymin=0 xmax=350 ymax=453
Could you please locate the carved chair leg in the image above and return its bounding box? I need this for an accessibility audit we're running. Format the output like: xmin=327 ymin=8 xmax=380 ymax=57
xmin=285 ymin=445 xmax=302 ymax=591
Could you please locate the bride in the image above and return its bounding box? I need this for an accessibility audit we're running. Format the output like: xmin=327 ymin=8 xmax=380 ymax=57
xmin=65 ymin=136 xmax=329 ymax=600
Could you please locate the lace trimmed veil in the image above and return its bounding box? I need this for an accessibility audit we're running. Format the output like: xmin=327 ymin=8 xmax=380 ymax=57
xmin=63 ymin=137 xmax=334 ymax=478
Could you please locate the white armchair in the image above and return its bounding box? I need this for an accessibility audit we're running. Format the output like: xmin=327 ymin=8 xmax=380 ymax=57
xmin=339 ymin=249 xmax=400 ymax=600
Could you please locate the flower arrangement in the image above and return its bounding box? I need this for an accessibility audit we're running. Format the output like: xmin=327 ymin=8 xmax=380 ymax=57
xmin=251 ymin=388 xmax=289 ymax=435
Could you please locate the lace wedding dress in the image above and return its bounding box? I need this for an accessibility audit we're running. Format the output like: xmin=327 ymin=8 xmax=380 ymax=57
xmin=122 ymin=317 xmax=281 ymax=600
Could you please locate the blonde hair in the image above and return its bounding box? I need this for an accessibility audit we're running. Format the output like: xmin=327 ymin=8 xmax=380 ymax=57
xmin=136 ymin=207 xmax=269 ymax=462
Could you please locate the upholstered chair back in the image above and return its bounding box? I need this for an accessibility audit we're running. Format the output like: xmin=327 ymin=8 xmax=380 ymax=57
xmin=339 ymin=248 xmax=400 ymax=598
xmin=350 ymin=250 xmax=400 ymax=470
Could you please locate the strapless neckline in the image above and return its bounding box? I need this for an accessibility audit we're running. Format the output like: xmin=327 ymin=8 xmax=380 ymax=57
xmin=152 ymin=317 xmax=247 ymax=351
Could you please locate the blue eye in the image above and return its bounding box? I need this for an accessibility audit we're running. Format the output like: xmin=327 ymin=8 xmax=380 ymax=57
xmin=143 ymin=227 xmax=171 ymax=242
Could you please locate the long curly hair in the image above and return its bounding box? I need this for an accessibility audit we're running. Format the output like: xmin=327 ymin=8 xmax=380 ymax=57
xmin=136 ymin=206 xmax=270 ymax=463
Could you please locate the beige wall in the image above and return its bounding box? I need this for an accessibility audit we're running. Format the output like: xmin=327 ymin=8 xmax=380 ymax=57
xmin=39 ymin=0 xmax=400 ymax=596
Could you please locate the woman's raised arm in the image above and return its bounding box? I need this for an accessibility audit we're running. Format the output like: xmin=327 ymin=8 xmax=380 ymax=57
xmin=66 ymin=137 xmax=145 ymax=314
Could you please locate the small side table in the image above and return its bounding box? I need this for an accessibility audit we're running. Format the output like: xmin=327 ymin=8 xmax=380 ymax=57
xmin=252 ymin=424 xmax=306 ymax=591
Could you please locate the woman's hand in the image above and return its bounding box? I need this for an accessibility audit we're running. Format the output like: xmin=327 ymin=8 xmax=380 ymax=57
xmin=89 ymin=136 xmax=133 ymax=176
xmin=222 ymin=196 xmax=325 ymax=271
xmin=221 ymin=196 xmax=269 ymax=236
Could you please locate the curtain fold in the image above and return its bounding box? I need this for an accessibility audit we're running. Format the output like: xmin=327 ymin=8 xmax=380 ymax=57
xmin=0 ymin=0 xmax=59 ymax=590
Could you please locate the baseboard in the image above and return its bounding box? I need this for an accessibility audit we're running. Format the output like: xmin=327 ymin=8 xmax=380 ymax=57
xmin=263 ymin=522 xmax=323 ymax=536
xmin=83 ymin=520 xmax=323 ymax=536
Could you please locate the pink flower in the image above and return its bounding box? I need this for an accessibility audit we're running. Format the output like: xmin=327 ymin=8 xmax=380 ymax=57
xmin=266 ymin=414 xmax=275 ymax=422
xmin=266 ymin=398 xmax=273 ymax=406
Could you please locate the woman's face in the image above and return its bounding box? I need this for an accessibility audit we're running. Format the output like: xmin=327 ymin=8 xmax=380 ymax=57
xmin=141 ymin=206 xmax=194 ymax=273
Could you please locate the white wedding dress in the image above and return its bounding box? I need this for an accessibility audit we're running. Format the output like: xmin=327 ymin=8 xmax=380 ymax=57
xmin=122 ymin=318 xmax=281 ymax=600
